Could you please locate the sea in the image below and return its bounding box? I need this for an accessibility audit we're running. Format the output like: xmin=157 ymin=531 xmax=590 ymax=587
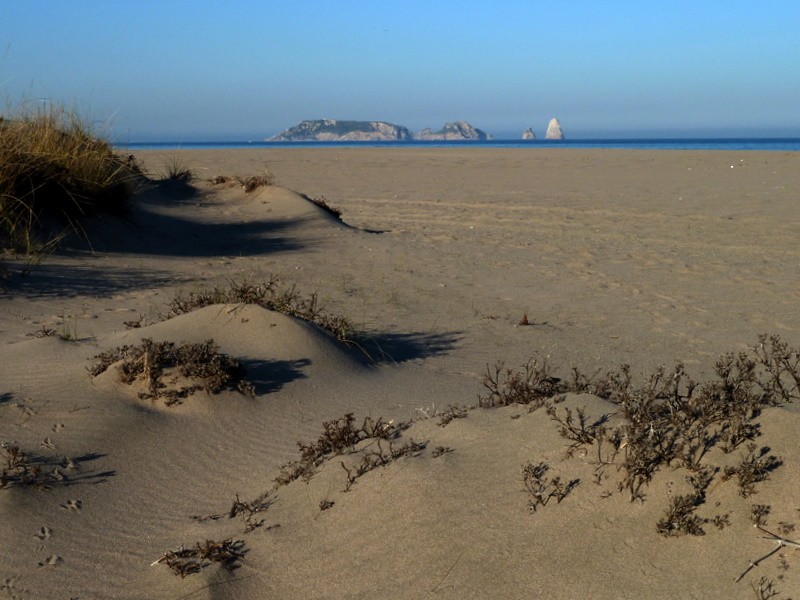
xmin=116 ymin=138 xmax=800 ymax=151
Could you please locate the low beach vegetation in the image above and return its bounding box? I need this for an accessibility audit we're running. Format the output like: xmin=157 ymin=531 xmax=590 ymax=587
xmin=153 ymin=538 xmax=246 ymax=577
xmin=209 ymin=172 xmax=276 ymax=192
xmin=167 ymin=276 xmax=356 ymax=343
xmin=478 ymin=335 xmax=799 ymax=556
xmin=90 ymin=338 xmax=255 ymax=404
xmin=0 ymin=102 xmax=141 ymax=254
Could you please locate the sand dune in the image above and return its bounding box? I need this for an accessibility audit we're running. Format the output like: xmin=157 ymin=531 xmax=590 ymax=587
xmin=2 ymin=150 xmax=799 ymax=598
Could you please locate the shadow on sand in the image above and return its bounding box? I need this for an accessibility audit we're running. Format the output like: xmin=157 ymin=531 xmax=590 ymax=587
xmin=360 ymin=331 xmax=462 ymax=364
xmin=240 ymin=358 xmax=311 ymax=395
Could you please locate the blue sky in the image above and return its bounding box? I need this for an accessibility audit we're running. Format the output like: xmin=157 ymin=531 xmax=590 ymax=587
xmin=3 ymin=1 xmax=800 ymax=141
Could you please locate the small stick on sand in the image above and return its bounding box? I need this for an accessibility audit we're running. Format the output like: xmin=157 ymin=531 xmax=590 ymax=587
xmin=734 ymin=525 xmax=800 ymax=583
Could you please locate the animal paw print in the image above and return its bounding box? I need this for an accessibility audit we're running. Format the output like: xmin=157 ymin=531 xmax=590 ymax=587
xmin=37 ymin=555 xmax=62 ymax=567
xmin=40 ymin=437 xmax=56 ymax=450
xmin=34 ymin=526 xmax=52 ymax=540
xmin=52 ymin=423 xmax=65 ymax=432
xmin=60 ymin=499 xmax=82 ymax=511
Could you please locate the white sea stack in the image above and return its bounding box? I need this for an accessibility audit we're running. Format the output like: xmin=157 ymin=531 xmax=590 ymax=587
xmin=545 ymin=118 xmax=564 ymax=140
xmin=522 ymin=127 xmax=536 ymax=140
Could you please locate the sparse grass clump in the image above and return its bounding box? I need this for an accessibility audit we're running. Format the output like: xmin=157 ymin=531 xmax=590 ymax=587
xmin=168 ymin=277 xmax=356 ymax=343
xmin=0 ymin=104 xmax=141 ymax=252
xmin=209 ymin=173 xmax=276 ymax=192
xmin=90 ymin=338 xmax=255 ymax=404
xmin=161 ymin=157 xmax=192 ymax=182
xmin=241 ymin=173 xmax=275 ymax=192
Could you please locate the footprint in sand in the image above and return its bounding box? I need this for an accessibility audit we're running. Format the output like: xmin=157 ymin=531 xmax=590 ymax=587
xmin=60 ymin=499 xmax=82 ymax=511
xmin=52 ymin=423 xmax=65 ymax=432
xmin=34 ymin=526 xmax=52 ymax=540
xmin=37 ymin=555 xmax=62 ymax=568
xmin=39 ymin=437 xmax=56 ymax=450
xmin=0 ymin=577 xmax=24 ymax=596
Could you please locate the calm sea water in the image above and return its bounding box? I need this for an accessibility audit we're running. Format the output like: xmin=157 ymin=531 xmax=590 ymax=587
xmin=117 ymin=138 xmax=800 ymax=151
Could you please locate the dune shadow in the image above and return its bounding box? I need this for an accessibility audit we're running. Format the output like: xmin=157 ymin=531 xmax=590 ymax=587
xmin=70 ymin=205 xmax=307 ymax=257
xmin=361 ymin=331 xmax=462 ymax=364
xmin=240 ymin=358 xmax=311 ymax=395
xmin=6 ymin=262 xmax=176 ymax=299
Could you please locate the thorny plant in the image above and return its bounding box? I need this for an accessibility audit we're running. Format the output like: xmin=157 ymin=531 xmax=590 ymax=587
xmin=655 ymin=467 xmax=724 ymax=536
xmin=750 ymin=576 xmax=781 ymax=600
xmin=166 ymin=276 xmax=356 ymax=344
xmin=153 ymin=539 xmax=246 ymax=578
xmin=722 ymin=443 xmax=783 ymax=498
xmin=751 ymin=505 xmax=772 ymax=528
xmin=478 ymin=358 xmax=565 ymax=409
xmin=431 ymin=446 xmax=454 ymax=458
xmin=275 ymin=413 xmax=407 ymax=486
xmin=522 ymin=462 xmax=580 ymax=511
xmin=340 ymin=438 xmax=427 ymax=492
xmin=191 ymin=492 xmax=272 ymax=533
xmin=500 ymin=338 xmax=797 ymax=504
xmin=546 ymin=405 xmax=609 ymax=456
xmin=90 ymin=338 xmax=255 ymax=404
xmin=438 ymin=404 xmax=469 ymax=427
xmin=1 ymin=443 xmax=42 ymax=488
xmin=491 ymin=334 xmax=799 ymax=577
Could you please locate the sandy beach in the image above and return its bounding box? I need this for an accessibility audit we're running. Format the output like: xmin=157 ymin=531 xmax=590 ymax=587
xmin=2 ymin=148 xmax=799 ymax=599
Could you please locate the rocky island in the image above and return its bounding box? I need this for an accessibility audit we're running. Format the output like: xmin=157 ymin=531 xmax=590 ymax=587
xmin=270 ymin=119 xmax=412 ymax=141
xmin=270 ymin=119 xmax=493 ymax=141
xmin=414 ymin=121 xmax=491 ymax=141
xmin=522 ymin=127 xmax=536 ymax=140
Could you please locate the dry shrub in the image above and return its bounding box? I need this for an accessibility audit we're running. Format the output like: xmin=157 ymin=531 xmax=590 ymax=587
xmin=275 ymin=413 xmax=405 ymax=486
xmin=208 ymin=173 xmax=275 ymax=192
xmin=492 ymin=335 xmax=799 ymax=538
xmin=91 ymin=338 xmax=255 ymax=404
xmin=522 ymin=461 xmax=580 ymax=511
xmin=167 ymin=277 xmax=356 ymax=343
xmin=1 ymin=443 xmax=42 ymax=488
xmin=478 ymin=358 xmax=564 ymax=408
xmin=154 ymin=539 xmax=246 ymax=577
xmin=240 ymin=173 xmax=275 ymax=192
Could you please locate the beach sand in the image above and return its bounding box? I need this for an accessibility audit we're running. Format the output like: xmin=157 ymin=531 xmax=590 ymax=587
xmin=1 ymin=148 xmax=799 ymax=598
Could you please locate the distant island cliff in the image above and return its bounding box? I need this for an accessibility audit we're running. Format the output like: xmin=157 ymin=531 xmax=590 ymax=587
xmin=269 ymin=118 xmax=562 ymax=141
xmin=414 ymin=121 xmax=491 ymax=141
xmin=270 ymin=120 xmax=412 ymax=141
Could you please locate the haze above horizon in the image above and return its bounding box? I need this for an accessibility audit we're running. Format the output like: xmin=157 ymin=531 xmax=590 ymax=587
xmin=3 ymin=1 xmax=800 ymax=142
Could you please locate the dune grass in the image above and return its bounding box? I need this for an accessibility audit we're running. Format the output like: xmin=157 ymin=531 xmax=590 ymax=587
xmin=0 ymin=103 xmax=141 ymax=253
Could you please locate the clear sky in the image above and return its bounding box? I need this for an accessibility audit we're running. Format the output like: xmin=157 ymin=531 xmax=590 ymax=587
xmin=3 ymin=1 xmax=800 ymax=141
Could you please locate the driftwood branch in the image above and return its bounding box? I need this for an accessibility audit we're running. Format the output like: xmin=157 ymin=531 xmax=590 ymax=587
xmin=735 ymin=525 xmax=800 ymax=583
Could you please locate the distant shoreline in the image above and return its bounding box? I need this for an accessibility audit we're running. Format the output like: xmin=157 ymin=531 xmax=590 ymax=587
xmin=116 ymin=138 xmax=800 ymax=151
